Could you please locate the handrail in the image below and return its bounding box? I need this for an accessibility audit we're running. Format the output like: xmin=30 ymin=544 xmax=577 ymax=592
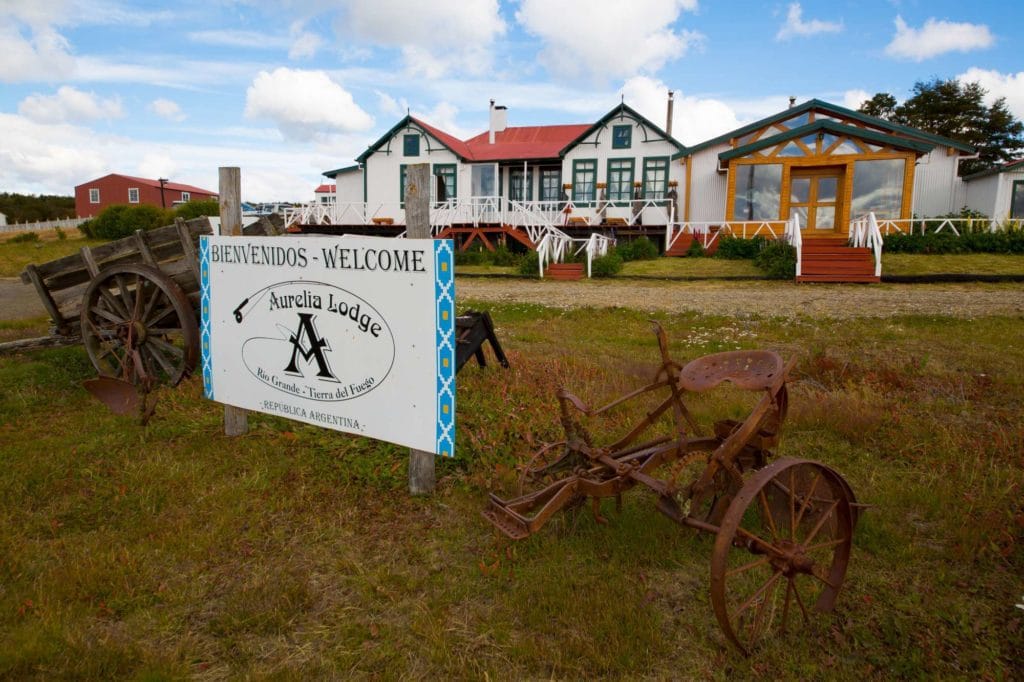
xmin=666 ymin=220 xmax=790 ymax=252
xmin=784 ymin=214 xmax=802 ymax=277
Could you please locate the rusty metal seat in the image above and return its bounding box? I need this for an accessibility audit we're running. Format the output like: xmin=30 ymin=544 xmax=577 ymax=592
xmin=677 ymin=350 xmax=784 ymax=393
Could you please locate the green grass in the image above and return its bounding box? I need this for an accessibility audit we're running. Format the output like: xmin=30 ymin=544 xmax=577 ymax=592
xmin=0 ymin=230 xmax=102 ymax=278
xmin=621 ymin=256 xmax=762 ymax=277
xmin=882 ymin=253 xmax=1024 ymax=276
xmin=1 ymin=303 xmax=1022 ymax=678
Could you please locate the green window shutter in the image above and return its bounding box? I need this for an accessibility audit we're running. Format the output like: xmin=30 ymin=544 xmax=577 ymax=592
xmin=612 ymin=125 xmax=632 ymax=149
xmin=404 ymin=134 xmax=420 ymax=157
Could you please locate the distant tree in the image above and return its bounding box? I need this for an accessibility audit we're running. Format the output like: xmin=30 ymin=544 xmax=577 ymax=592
xmin=857 ymin=78 xmax=1024 ymax=175
xmin=0 ymin=193 xmax=76 ymax=222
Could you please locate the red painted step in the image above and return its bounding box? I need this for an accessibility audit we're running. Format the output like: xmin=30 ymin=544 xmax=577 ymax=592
xmin=798 ymin=238 xmax=878 ymax=283
xmin=545 ymin=263 xmax=585 ymax=280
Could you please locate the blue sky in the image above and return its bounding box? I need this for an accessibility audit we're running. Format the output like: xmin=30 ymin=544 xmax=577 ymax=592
xmin=1 ymin=0 xmax=1021 ymax=202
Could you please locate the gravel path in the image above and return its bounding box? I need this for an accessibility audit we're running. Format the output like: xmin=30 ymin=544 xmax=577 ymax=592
xmin=456 ymin=278 xmax=1024 ymax=318
xmin=3 ymin=275 xmax=1023 ymax=325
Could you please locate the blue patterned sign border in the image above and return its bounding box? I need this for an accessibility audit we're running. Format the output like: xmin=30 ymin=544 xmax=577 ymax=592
xmin=434 ymin=240 xmax=455 ymax=457
xmin=199 ymin=236 xmax=214 ymax=400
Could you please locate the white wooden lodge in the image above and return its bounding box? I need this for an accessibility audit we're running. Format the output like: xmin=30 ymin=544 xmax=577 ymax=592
xmin=286 ymin=97 xmax=1015 ymax=281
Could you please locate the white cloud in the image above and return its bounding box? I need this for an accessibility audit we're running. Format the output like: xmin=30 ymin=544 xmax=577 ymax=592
xmin=244 ymin=67 xmax=374 ymax=141
xmin=411 ymin=101 xmax=473 ymax=139
xmin=775 ymin=3 xmax=843 ymax=41
xmin=342 ymin=0 xmax=505 ymax=77
xmin=516 ymin=0 xmax=701 ymax=82
xmin=376 ymin=91 xmax=402 ymax=117
xmin=18 ymin=86 xmax=123 ymax=123
xmin=188 ymin=29 xmax=283 ymax=49
xmin=885 ymin=16 xmax=994 ymax=61
xmin=842 ymin=89 xmax=872 ymax=111
xmin=958 ymin=68 xmax=1024 ymax=120
xmin=288 ymin=20 xmax=323 ymax=60
xmin=0 ymin=22 xmax=75 ymax=82
xmin=150 ymin=98 xmax=186 ymax=122
xmin=621 ymin=75 xmax=742 ymax=146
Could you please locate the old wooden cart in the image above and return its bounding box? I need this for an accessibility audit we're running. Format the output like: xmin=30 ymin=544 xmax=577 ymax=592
xmin=17 ymin=216 xmax=282 ymax=411
xmin=484 ymin=323 xmax=860 ymax=654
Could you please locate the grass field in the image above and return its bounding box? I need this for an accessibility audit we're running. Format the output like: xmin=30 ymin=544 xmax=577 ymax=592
xmin=1 ymin=300 xmax=1021 ymax=679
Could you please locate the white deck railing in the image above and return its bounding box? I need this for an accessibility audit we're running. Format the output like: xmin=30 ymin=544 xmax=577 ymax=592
xmin=849 ymin=213 xmax=885 ymax=277
xmin=868 ymin=217 xmax=1012 ymax=236
xmin=665 ymin=220 xmax=790 ymax=252
xmin=783 ymin=214 xmax=802 ymax=277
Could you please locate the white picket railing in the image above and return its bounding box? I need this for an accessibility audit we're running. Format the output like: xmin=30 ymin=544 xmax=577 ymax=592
xmin=0 ymin=217 xmax=88 ymax=234
xmin=868 ymin=217 xmax=1015 ymax=236
xmin=849 ymin=213 xmax=885 ymax=277
xmin=665 ymin=220 xmax=790 ymax=252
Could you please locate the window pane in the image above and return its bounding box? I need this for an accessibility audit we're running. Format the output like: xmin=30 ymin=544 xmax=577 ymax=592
xmin=471 ymin=164 xmax=496 ymax=196
xmin=777 ymin=141 xmax=805 ymax=157
xmin=509 ymin=168 xmax=532 ymax=202
xmin=540 ymin=168 xmax=561 ymax=201
xmin=643 ymin=158 xmax=668 ymax=199
xmin=789 ymin=205 xmax=808 ymax=228
xmin=573 ymin=160 xmax=597 ymax=202
xmin=607 ymin=159 xmax=634 ymax=201
xmin=790 ymin=177 xmax=810 ymax=203
xmin=815 ymin=206 xmax=835 ymax=229
xmin=733 ymin=163 xmax=782 ymax=221
xmin=817 ymin=177 xmax=838 ymax=202
xmin=829 ymin=139 xmax=861 ymax=155
xmin=404 ymin=134 xmax=419 ymax=156
xmin=433 ymin=165 xmax=456 ymax=203
xmin=851 ymin=159 xmax=905 ymax=219
xmin=781 ymin=112 xmax=810 ymax=128
xmin=1012 ymin=182 xmax=1024 ymax=219
xmin=612 ymin=125 xmax=631 ymax=149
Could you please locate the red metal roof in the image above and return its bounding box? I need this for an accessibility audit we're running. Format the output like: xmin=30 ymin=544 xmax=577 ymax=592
xmin=410 ymin=117 xmax=474 ymax=160
xmin=86 ymin=173 xmax=217 ymax=196
xmin=314 ymin=184 xmax=336 ymax=193
xmin=463 ymin=124 xmax=591 ymax=161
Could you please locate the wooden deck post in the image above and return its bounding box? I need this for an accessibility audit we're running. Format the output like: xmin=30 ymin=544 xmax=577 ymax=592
xmin=219 ymin=166 xmax=249 ymax=437
xmin=405 ymin=163 xmax=435 ymax=495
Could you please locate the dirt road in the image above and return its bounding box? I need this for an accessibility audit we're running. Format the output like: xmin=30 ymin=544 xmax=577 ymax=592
xmin=0 ymin=277 xmax=44 ymax=321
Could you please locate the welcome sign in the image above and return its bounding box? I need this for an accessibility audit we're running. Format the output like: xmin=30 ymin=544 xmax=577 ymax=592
xmin=200 ymin=235 xmax=455 ymax=457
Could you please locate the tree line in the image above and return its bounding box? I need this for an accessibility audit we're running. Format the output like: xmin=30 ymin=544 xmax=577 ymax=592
xmin=857 ymin=78 xmax=1023 ymax=176
xmin=0 ymin=193 xmax=76 ymax=223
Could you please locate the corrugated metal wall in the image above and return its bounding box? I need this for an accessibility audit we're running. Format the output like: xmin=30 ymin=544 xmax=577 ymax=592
xmin=912 ymin=149 xmax=964 ymax=217
xmin=687 ymin=145 xmax=730 ymax=222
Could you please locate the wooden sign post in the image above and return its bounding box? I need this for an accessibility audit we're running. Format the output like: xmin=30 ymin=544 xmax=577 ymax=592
xmin=219 ymin=166 xmax=249 ymax=436
xmin=405 ymin=163 xmax=435 ymax=495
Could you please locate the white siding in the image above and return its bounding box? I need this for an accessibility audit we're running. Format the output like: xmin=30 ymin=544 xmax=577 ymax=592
xmin=964 ymin=175 xmax=999 ymax=219
xmin=334 ymin=169 xmax=363 ymax=203
xmin=686 ymin=144 xmax=730 ymax=222
xmin=912 ymin=148 xmax=965 ymax=217
xmin=364 ymin=123 xmax=463 ymax=213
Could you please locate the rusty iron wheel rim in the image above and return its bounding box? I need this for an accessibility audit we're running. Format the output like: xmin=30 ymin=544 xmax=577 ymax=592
xmin=81 ymin=263 xmax=199 ymax=387
xmin=709 ymin=457 xmax=853 ymax=655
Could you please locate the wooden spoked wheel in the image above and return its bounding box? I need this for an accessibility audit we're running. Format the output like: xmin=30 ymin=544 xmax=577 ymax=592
xmin=80 ymin=264 xmax=199 ymax=387
xmin=709 ymin=457 xmax=853 ymax=654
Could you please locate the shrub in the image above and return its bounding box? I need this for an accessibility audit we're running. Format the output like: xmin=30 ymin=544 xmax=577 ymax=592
xmin=174 ymin=199 xmax=220 ymax=221
xmin=715 ymin=235 xmax=766 ymax=259
xmin=686 ymin=239 xmax=706 ymax=257
xmin=454 ymin=248 xmax=488 ymax=266
xmin=590 ymin=251 xmax=623 ymax=277
xmin=883 ymin=225 xmax=1024 ymax=254
xmin=54 ymin=226 xmax=67 ymax=240
xmin=518 ymin=251 xmax=540 ymax=276
xmin=754 ymin=241 xmax=796 ymax=279
xmin=617 ymin=236 xmax=659 ymax=261
xmin=6 ymin=232 xmax=40 ymax=244
xmin=81 ymin=204 xmax=174 ymax=240
xmin=490 ymin=244 xmax=523 ymax=267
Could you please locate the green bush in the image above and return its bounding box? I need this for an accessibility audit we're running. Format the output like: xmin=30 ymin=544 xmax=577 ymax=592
xmin=80 ymin=205 xmax=174 ymax=240
xmin=454 ymin=248 xmax=488 ymax=266
xmin=174 ymin=199 xmax=220 ymax=221
xmin=754 ymin=241 xmax=796 ymax=279
xmin=883 ymin=224 xmax=1024 ymax=254
xmin=617 ymin=236 xmax=660 ymax=261
xmin=490 ymin=244 xmax=522 ymax=267
xmin=686 ymin=239 xmax=706 ymax=257
xmin=590 ymin=251 xmax=623 ymax=277
xmin=6 ymin=232 xmax=40 ymax=244
xmin=715 ymin=235 xmax=766 ymax=259
xmin=518 ymin=251 xmax=540 ymax=276
xmin=54 ymin=227 xmax=67 ymax=240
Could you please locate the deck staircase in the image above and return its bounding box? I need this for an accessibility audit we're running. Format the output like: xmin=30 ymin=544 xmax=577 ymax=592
xmin=797 ymin=237 xmax=879 ymax=283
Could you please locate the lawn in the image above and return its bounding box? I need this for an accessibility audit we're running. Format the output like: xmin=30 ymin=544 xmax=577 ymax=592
xmin=0 ymin=229 xmax=101 ymax=278
xmin=0 ymin=301 xmax=1021 ymax=678
xmin=882 ymin=252 xmax=1024 ymax=276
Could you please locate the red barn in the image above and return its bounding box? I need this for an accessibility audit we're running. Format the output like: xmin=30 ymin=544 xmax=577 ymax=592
xmin=75 ymin=173 xmax=218 ymax=218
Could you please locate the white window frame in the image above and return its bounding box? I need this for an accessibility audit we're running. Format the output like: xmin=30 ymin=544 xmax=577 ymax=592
xmin=181 ymin=191 xmax=191 ymax=202
xmin=128 ymin=187 xmax=140 ymax=203
xmin=89 ymin=188 xmax=100 ymax=203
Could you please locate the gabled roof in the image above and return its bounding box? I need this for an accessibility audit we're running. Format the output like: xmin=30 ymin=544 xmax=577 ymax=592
xmin=464 ymin=124 xmax=591 ymax=161
xmin=314 ymin=184 xmax=336 ymax=193
xmin=323 ymin=164 xmax=360 ymax=178
xmin=562 ymin=102 xmax=685 ymax=156
xmin=718 ymin=119 xmax=935 ymax=162
xmin=79 ymin=173 xmax=217 ymax=195
xmin=962 ymin=158 xmax=1024 ymax=182
xmin=355 ymin=115 xmax=473 ymax=163
xmin=677 ymin=99 xmax=975 ymax=159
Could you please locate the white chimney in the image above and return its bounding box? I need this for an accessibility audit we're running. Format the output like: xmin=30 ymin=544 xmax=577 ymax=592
xmin=489 ymin=101 xmax=507 ymax=144
xmin=666 ymin=90 xmax=675 ymax=137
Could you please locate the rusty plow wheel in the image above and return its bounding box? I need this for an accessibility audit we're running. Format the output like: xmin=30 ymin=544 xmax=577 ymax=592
xmin=709 ymin=457 xmax=853 ymax=655
xmin=80 ymin=264 xmax=199 ymax=405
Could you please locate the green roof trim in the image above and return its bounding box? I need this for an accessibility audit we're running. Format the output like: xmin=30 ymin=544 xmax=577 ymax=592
xmin=674 ymin=98 xmax=975 ymax=160
xmin=962 ymin=158 xmax=1024 ymax=182
xmin=355 ymin=115 xmax=470 ymax=164
xmin=322 ymin=164 xmax=360 ymax=178
xmin=718 ymin=119 xmax=935 ymax=161
xmin=561 ymin=103 xmax=686 ymax=157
